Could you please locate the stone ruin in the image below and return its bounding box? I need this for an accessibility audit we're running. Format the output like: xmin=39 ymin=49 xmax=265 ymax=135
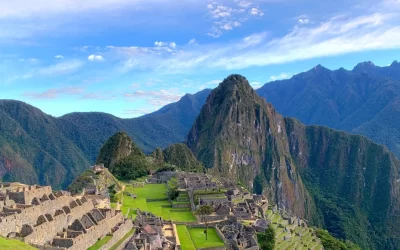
xmin=0 ymin=182 xmax=133 ymax=250
xmin=178 ymin=173 xmax=218 ymax=191
xmin=216 ymin=217 xmax=260 ymax=250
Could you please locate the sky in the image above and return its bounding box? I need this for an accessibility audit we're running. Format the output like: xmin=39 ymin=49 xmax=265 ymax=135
xmin=1 ymin=0 xmax=400 ymax=118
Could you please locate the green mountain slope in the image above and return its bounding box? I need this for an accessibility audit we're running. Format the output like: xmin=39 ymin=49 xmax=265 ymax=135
xmin=0 ymin=100 xmax=91 ymax=189
xmin=186 ymin=75 xmax=400 ymax=249
xmin=0 ymin=89 xmax=211 ymax=188
xmin=162 ymin=143 xmax=204 ymax=172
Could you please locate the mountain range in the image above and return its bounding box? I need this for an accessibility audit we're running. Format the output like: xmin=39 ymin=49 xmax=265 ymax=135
xmin=1 ymin=60 xmax=400 ymax=190
xmin=0 ymin=89 xmax=210 ymax=189
xmin=187 ymin=74 xmax=400 ymax=249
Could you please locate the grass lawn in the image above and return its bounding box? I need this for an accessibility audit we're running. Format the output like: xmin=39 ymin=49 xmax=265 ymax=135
xmin=122 ymin=184 xmax=196 ymax=222
xmin=0 ymin=237 xmax=37 ymax=250
xmin=176 ymin=225 xmax=196 ymax=250
xmin=87 ymin=235 xmax=112 ymax=250
xmin=188 ymin=227 xmax=225 ymax=249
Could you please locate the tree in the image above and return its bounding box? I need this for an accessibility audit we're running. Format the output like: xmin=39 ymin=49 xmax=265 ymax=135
xmin=258 ymin=225 xmax=275 ymax=250
xmin=195 ymin=205 xmax=213 ymax=240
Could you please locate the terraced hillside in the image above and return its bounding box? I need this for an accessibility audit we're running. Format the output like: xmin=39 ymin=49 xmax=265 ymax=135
xmin=265 ymin=208 xmax=323 ymax=250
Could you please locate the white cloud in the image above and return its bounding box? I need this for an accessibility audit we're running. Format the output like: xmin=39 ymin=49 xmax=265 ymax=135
xmin=39 ymin=60 xmax=84 ymax=75
xmin=88 ymin=54 xmax=105 ymax=61
xmin=124 ymin=89 xmax=183 ymax=106
xmin=250 ymin=81 xmax=263 ymax=89
xmin=206 ymin=1 xmax=261 ymax=37
xmin=154 ymin=41 xmax=165 ymax=47
xmin=122 ymin=108 xmax=154 ymax=116
xmin=250 ymin=7 xmax=264 ymax=16
xmin=95 ymin=11 xmax=400 ymax=75
xmin=269 ymin=73 xmax=293 ymax=81
xmin=23 ymin=86 xmax=84 ymax=99
xmin=238 ymin=1 xmax=252 ymax=8
xmin=55 ymin=55 xmax=64 ymax=59
xmin=169 ymin=42 xmax=176 ymax=48
xmin=188 ymin=38 xmax=197 ymax=45
xmin=298 ymin=18 xmax=310 ymax=24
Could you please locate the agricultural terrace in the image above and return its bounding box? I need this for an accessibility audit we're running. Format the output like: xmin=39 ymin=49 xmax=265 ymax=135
xmin=121 ymin=182 xmax=196 ymax=222
xmin=265 ymin=208 xmax=323 ymax=250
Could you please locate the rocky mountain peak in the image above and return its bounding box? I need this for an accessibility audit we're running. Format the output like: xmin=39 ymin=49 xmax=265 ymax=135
xmin=352 ymin=61 xmax=377 ymax=72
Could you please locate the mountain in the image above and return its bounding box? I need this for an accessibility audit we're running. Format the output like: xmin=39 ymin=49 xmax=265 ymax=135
xmin=162 ymin=143 xmax=204 ymax=173
xmin=0 ymin=100 xmax=91 ymax=189
xmin=257 ymin=60 xmax=400 ymax=157
xmin=95 ymin=132 xmax=151 ymax=181
xmin=57 ymin=88 xmax=212 ymax=160
xmin=186 ymin=75 xmax=400 ymax=249
xmin=0 ymin=89 xmax=211 ymax=188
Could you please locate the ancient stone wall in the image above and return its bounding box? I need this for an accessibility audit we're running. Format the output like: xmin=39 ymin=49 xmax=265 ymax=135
xmin=7 ymin=186 xmax=53 ymax=204
xmin=57 ymin=213 xmax=124 ymax=250
xmin=0 ymin=196 xmax=91 ymax=238
xmin=24 ymin=201 xmax=94 ymax=245
xmin=98 ymin=219 xmax=133 ymax=250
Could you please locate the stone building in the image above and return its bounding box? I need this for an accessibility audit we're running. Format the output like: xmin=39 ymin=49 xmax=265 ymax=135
xmin=0 ymin=182 xmax=134 ymax=250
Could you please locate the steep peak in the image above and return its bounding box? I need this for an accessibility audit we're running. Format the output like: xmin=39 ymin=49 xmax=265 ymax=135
xmin=353 ymin=61 xmax=377 ymax=72
xmin=216 ymin=74 xmax=254 ymax=97
xmin=390 ymin=60 xmax=399 ymax=67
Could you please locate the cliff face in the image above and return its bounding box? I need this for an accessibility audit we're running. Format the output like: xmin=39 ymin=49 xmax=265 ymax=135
xmin=187 ymin=75 xmax=314 ymax=218
xmin=186 ymin=75 xmax=400 ymax=249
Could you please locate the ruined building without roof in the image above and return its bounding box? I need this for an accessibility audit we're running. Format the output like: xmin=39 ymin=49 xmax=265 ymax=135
xmin=0 ymin=182 xmax=132 ymax=250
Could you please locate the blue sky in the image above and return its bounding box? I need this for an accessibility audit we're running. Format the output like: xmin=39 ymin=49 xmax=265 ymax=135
xmin=1 ymin=0 xmax=400 ymax=118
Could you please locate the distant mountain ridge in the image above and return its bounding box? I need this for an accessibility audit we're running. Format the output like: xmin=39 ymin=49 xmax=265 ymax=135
xmin=0 ymin=89 xmax=211 ymax=188
xmin=186 ymin=74 xmax=400 ymax=249
xmin=257 ymin=60 xmax=400 ymax=157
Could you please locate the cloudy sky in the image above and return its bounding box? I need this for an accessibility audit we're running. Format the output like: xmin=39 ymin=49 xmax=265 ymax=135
xmin=1 ymin=0 xmax=400 ymax=117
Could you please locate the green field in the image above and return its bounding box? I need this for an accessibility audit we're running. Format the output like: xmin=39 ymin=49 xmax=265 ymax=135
xmin=176 ymin=225 xmax=196 ymax=250
xmin=188 ymin=227 xmax=225 ymax=249
xmin=0 ymin=237 xmax=37 ymax=250
xmin=122 ymin=184 xmax=196 ymax=222
xmin=176 ymin=225 xmax=225 ymax=250
xmin=87 ymin=235 xmax=112 ymax=250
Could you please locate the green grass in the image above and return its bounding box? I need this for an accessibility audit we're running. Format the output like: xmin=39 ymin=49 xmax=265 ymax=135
xmin=0 ymin=237 xmax=37 ymax=250
xmin=121 ymin=184 xmax=196 ymax=222
xmin=176 ymin=225 xmax=196 ymax=250
xmin=188 ymin=227 xmax=225 ymax=249
xmin=87 ymin=235 xmax=112 ymax=250
xmin=109 ymin=229 xmax=135 ymax=250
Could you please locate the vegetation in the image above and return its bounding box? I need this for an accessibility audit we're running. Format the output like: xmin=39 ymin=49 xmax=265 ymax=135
xmin=122 ymin=184 xmax=196 ymax=222
xmin=67 ymin=166 xmax=122 ymax=195
xmin=187 ymin=74 xmax=400 ymax=249
xmin=316 ymin=229 xmax=361 ymax=250
xmin=195 ymin=205 xmax=213 ymax=240
xmin=188 ymin=227 xmax=224 ymax=248
xmin=162 ymin=143 xmax=205 ymax=172
xmin=257 ymin=225 xmax=275 ymax=250
xmin=87 ymin=235 xmax=112 ymax=250
xmin=176 ymin=225 xmax=196 ymax=250
xmin=0 ymin=237 xmax=37 ymax=250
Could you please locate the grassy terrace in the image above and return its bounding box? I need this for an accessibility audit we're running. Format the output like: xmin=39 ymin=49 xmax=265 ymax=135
xmin=0 ymin=237 xmax=37 ymax=250
xmin=122 ymin=183 xmax=196 ymax=222
xmin=176 ymin=225 xmax=225 ymax=250
xmin=265 ymin=208 xmax=323 ymax=250
xmin=188 ymin=228 xmax=225 ymax=249
xmin=87 ymin=235 xmax=112 ymax=250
